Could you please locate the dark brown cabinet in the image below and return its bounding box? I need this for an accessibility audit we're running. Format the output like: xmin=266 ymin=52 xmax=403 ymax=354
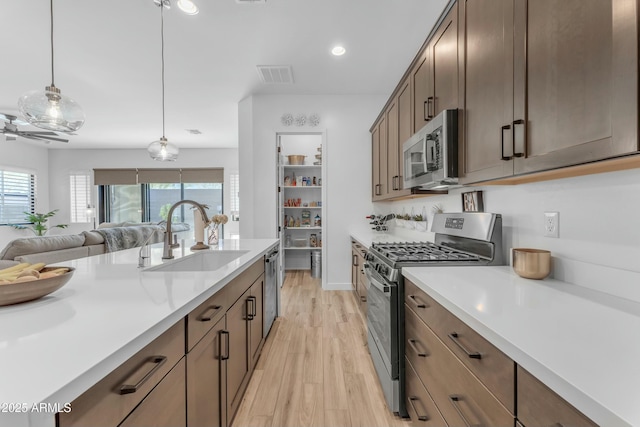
xmin=371 ymin=117 xmax=387 ymax=200
xmin=461 ymin=0 xmax=638 ymax=184
xmin=187 ymin=315 xmax=227 ymax=427
xmin=517 ymin=365 xmax=598 ymax=427
xmin=351 ymin=240 xmax=368 ymax=314
xmin=226 ymin=273 xmax=265 ymax=425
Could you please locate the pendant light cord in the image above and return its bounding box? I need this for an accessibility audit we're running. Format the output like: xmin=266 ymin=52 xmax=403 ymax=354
xmin=160 ymin=4 xmax=166 ymax=139
xmin=50 ymin=0 xmax=55 ymax=87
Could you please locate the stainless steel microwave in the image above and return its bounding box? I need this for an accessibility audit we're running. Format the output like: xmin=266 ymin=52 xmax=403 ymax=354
xmin=402 ymin=109 xmax=459 ymax=190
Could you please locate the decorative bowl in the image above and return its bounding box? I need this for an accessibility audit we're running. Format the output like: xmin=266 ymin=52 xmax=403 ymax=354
xmin=0 ymin=267 xmax=74 ymax=306
xmin=288 ymin=155 xmax=306 ymax=165
xmin=512 ymin=249 xmax=550 ymax=279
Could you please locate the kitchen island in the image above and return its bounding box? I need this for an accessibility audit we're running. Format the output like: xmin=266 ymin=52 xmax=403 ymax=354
xmin=403 ymin=265 xmax=640 ymax=427
xmin=0 ymin=238 xmax=278 ymax=427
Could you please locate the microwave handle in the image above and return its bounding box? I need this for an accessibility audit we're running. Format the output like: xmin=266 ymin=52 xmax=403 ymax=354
xmin=425 ymin=137 xmax=436 ymax=170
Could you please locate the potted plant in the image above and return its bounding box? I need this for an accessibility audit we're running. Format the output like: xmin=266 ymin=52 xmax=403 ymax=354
xmin=11 ymin=210 xmax=68 ymax=236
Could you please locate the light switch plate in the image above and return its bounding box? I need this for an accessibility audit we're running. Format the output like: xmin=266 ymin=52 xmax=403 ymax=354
xmin=544 ymin=212 xmax=559 ymax=238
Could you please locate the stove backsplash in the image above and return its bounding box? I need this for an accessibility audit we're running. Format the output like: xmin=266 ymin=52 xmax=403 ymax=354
xmin=374 ymin=168 xmax=640 ymax=304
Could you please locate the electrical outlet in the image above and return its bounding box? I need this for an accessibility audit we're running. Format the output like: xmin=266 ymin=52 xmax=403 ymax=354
xmin=544 ymin=212 xmax=559 ymax=238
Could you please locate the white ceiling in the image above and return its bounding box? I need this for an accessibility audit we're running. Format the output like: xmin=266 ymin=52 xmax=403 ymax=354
xmin=0 ymin=0 xmax=448 ymax=149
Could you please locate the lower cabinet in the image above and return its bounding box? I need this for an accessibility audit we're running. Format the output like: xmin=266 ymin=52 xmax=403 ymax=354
xmin=186 ymin=315 xmax=227 ymax=427
xmin=517 ymin=365 xmax=597 ymax=427
xmin=404 ymin=279 xmax=599 ymax=427
xmin=226 ymin=273 xmax=265 ymax=425
xmin=57 ymin=257 xmax=267 ymax=427
xmin=350 ymin=239 xmax=368 ymax=315
xmin=120 ymin=357 xmax=187 ymax=427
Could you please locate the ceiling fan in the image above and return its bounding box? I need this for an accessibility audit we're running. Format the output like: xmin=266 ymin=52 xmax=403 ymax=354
xmin=0 ymin=113 xmax=69 ymax=143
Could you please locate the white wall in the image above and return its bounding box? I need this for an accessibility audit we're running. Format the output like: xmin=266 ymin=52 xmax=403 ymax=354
xmin=47 ymin=148 xmax=239 ymax=238
xmin=377 ymin=167 xmax=640 ymax=301
xmin=238 ymin=94 xmax=382 ymax=290
xmin=0 ymin=141 xmax=51 ymax=247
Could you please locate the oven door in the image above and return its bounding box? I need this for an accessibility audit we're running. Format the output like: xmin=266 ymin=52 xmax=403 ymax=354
xmin=364 ymin=264 xmax=399 ymax=379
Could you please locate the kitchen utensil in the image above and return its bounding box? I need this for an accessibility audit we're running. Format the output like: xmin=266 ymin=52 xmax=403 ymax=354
xmin=288 ymin=155 xmax=306 ymax=165
xmin=512 ymin=248 xmax=551 ymax=279
xmin=0 ymin=267 xmax=75 ymax=306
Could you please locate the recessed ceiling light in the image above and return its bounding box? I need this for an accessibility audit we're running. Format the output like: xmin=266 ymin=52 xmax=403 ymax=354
xmin=177 ymin=0 xmax=199 ymax=15
xmin=331 ymin=45 xmax=346 ymax=56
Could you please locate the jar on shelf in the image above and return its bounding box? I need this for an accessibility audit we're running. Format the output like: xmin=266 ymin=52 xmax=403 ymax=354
xmin=314 ymin=214 xmax=321 ymax=226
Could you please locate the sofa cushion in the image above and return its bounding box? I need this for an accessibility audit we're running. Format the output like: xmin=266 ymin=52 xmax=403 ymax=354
xmin=15 ymin=246 xmax=90 ymax=264
xmin=82 ymin=230 xmax=105 ymax=246
xmin=0 ymin=234 xmax=86 ymax=261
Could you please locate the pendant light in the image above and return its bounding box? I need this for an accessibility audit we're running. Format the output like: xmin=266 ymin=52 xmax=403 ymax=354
xmin=18 ymin=0 xmax=84 ymax=133
xmin=148 ymin=0 xmax=180 ymax=161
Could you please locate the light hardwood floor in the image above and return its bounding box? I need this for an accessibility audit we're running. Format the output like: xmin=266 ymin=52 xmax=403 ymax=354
xmin=232 ymin=270 xmax=411 ymax=427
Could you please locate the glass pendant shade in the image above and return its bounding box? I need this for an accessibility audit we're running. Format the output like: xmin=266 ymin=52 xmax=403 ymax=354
xmin=177 ymin=0 xmax=199 ymax=15
xmin=148 ymin=137 xmax=179 ymax=161
xmin=18 ymin=85 xmax=85 ymax=133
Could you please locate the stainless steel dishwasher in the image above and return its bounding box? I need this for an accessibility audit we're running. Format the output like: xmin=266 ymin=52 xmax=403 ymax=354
xmin=264 ymin=247 xmax=279 ymax=336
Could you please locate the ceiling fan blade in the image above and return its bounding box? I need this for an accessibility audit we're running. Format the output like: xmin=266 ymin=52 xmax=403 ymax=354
xmin=13 ymin=132 xmax=69 ymax=143
xmin=20 ymin=131 xmax=60 ymax=136
xmin=0 ymin=113 xmax=28 ymax=125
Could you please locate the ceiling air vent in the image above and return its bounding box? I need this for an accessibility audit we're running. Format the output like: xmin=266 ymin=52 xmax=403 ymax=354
xmin=256 ymin=65 xmax=294 ymax=84
xmin=186 ymin=129 xmax=202 ymax=135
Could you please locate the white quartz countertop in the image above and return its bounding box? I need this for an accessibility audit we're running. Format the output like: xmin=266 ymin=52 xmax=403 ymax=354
xmin=403 ymin=266 xmax=640 ymax=427
xmin=0 ymin=238 xmax=278 ymax=427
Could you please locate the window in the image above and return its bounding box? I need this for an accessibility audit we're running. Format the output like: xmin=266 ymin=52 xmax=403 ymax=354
xmin=0 ymin=168 xmax=36 ymax=225
xmin=100 ymin=183 xmax=223 ymax=228
xmin=70 ymin=171 xmax=91 ymax=223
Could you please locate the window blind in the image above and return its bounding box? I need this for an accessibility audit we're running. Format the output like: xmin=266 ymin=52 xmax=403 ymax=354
xmin=137 ymin=169 xmax=181 ymax=184
xmin=0 ymin=169 xmax=36 ymax=225
xmin=70 ymin=171 xmax=91 ymax=223
xmin=93 ymin=169 xmax=138 ymax=185
xmin=180 ymin=168 xmax=224 ymax=183
xmin=93 ymin=168 xmax=224 ymax=184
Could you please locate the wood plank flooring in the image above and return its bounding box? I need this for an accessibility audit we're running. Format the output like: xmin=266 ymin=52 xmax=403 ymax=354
xmin=232 ymin=270 xmax=410 ymax=427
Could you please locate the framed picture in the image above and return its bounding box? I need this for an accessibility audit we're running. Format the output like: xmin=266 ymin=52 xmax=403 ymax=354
xmin=462 ymin=190 xmax=484 ymax=212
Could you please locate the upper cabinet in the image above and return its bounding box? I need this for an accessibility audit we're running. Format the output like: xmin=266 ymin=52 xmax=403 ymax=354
xmin=461 ymin=0 xmax=639 ymax=184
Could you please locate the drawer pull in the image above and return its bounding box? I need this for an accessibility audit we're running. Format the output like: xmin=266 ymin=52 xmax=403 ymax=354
xmin=352 ymin=254 xmax=358 ymax=267
xmin=221 ymin=330 xmax=230 ymax=360
xmin=448 ymin=332 xmax=482 ymax=359
xmin=249 ymin=296 xmax=257 ymax=317
xmin=247 ymin=297 xmax=256 ymax=320
xmin=119 ymin=356 xmax=167 ymax=395
xmin=408 ymin=295 xmax=428 ymax=309
xmin=360 ymin=295 xmax=367 ymax=302
xmin=407 ymin=339 xmax=427 ymax=357
xmin=448 ymin=395 xmax=473 ymax=427
xmin=408 ymin=396 xmax=430 ymax=422
xmin=199 ymin=305 xmax=222 ymax=322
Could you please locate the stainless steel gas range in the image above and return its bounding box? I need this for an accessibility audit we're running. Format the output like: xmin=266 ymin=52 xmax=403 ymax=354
xmin=364 ymin=212 xmax=504 ymax=417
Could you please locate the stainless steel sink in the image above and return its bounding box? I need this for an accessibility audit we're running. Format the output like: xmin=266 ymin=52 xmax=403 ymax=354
xmin=145 ymin=250 xmax=250 ymax=272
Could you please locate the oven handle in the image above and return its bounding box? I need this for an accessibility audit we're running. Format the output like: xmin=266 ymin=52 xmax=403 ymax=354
xmin=364 ymin=264 xmax=391 ymax=295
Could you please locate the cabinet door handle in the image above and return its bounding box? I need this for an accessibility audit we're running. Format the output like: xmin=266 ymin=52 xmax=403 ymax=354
xmin=448 ymin=332 xmax=482 ymax=359
xmin=119 ymin=356 xmax=167 ymax=395
xmin=408 ymin=294 xmax=428 ymax=309
xmin=408 ymin=396 xmax=430 ymax=422
xmin=512 ymin=119 xmax=525 ymax=157
xmin=221 ymin=330 xmax=230 ymax=360
xmin=352 ymin=254 xmax=358 ymax=267
xmin=374 ymin=184 xmax=382 ymax=196
xmin=427 ymin=96 xmax=434 ymax=119
xmin=247 ymin=297 xmax=255 ymax=320
xmin=407 ymin=338 xmax=427 ymax=357
xmin=249 ymin=296 xmax=257 ymax=317
xmin=448 ymin=395 xmax=472 ymax=427
xmin=423 ymin=100 xmax=429 ymax=121
xmin=360 ymin=295 xmax=367 ymax=302
xmin=199 ymin=305 xmax=222 ymax=322
xmin=501 ymin=124 xmax=512 ymax=160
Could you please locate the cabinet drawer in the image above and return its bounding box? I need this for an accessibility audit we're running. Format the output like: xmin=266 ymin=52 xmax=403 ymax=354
xmin=405 ymin=306 xmax=513 ymax=426
xmin=58 ymin=320 xmax=185 ymax=427
xmin=119 ymin=357 xmax=186 ymax=427
xmin=517 ymin=365 xmax=597 ymax=427
xmin=187 ymin=285 xmax=228 ymax=352
xmin=226 ymin=258 xmax=264 ymax=308
xmin=405 ymin=357 xmax=447 ymax=426
xmin=405 ymin=278 xmax=514 ymax=413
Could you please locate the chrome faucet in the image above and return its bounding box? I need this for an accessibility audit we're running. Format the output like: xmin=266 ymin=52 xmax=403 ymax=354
xmin=138 ymin=225 xmax=165 ymax=268
xmin=163 ymin=200 xmax=209 ymax=259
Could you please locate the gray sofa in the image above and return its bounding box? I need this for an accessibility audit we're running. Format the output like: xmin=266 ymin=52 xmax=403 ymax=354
xmin=0 ymin=223 xmax=190 ymax=266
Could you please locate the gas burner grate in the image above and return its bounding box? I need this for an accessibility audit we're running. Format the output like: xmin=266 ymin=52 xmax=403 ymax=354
xmin=372 ymin=241 xmax=482 ymax=263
